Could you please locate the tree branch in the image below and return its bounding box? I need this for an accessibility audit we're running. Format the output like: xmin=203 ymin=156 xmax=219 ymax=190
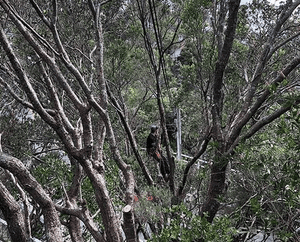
xmin=212 ymin=0 xmax=241 ymax=141
xmin=178 ymin=132 xmax=211 ymax=196
xmin=239 ymin=0 xmax=300 ymax=116
xmin=37 ymin=61 xmax=76 ymax=135
xmin=0 ymin=180 xmax=29 ymax=241
xmin=0 ymin=1 xmax=85 ymax=110
xmin=0 ymin=25 xmax=57 ymax=125
xmin=2 ymin=0 xmax=58 ymax=55
xmin=55 ymin=204 xmax=105 ymax=242
xmin=228 ymin=55 xmax=300 ymax=147
xmin=6 ymin=171 xmax=32 ymax=238
xmin=0 ymin=152 xmax=64 ymax=242
xmin=0 ymin=76 xmax=35 ymax=111
xmin=228 ymin=98 xmax=300 ymax=154
xmin=107 ymin=84 xmax=154 ymax=186
xmin=29 ymin=0 xmax=51 ymax=28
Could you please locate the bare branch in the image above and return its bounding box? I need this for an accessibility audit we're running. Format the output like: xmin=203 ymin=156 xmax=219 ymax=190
xmin=0 ymin=25 xmax=57 ymax=125
xmin=178 ymin=131 xmax=211 ymax=196
xmin=0 ymin=76 xmax=35 ymax=111
xmin=0 ymin=132 xmax=2 ymax=153
xmin=244 ymin=102 xmax=298 ymax=140
xmin=0 ymin=179 xmax=29 ymax=241
xmin=228 ymin=97 xmax=300 ymax=155
xmin=0 ymin=1 xmax=85 ymax=110
xmin=37 ymin=62 xmax=76 ymax=135
xmin=6 ymin=171 xmax=32 ymax=238
xmin=52 ymin=0 xmax=58 ymax=25
xmin=228 ymin=55 xmax=300 ymax=146
xmin=107 ymin=84 xmax=154 ymax=185
xmin=3 ymin=0 xmax=58 ymax=55
xmin=29 ymin=0 xmax=51 ymax=28
xmin=240 ymin=1 xmax=300 ymax=114
xmin=269 ymin=31 xmax=300 ymax=59
xmin=55 ymin=204 xmax=105 ymax=242
xmin=48 ymin=2 xmax=91 ymax=98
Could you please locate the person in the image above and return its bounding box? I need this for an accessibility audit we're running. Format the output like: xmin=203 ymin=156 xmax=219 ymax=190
xmin=146 ymin=125 xmax=170 ymax=182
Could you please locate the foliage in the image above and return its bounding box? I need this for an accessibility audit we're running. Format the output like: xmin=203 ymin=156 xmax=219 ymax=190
xmin=33 ymin=154 xmax=73 ymax=200
xmin=134 ymin=185 xmax=172 ymax=225
xmin=151 ymin=204 xmax=237 ymax=242
xmin=1 ymin=0 xmax=300 ymax=241
xmin=227 ymin=109 xmax=300 ymax=240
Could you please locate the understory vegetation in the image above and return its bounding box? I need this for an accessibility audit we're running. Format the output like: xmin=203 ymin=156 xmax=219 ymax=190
xmin=0 ymin=0 xmax=300 ymax=241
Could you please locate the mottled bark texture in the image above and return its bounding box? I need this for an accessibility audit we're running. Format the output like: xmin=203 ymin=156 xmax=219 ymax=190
xmin=0 ymin=153 xmax=64 ymax=242
xmin=0 ymin=0 xmax=137 ymax=240
xmin=0 ymin=180 xmax=28 ymax=242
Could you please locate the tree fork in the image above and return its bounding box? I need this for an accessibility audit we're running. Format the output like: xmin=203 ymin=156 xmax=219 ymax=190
xmin=205 ymin=0 xmax=241 ymax=223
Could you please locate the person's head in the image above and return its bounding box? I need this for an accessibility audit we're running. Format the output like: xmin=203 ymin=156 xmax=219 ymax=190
xmin=150 ymin=125 xmax=158 ymax=133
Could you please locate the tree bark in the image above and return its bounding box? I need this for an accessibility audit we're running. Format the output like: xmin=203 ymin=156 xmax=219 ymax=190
xmin=88 ymin=3 xmax=137 ymax=241
xmin=0 ymin=1 xmax=134 ymax=240
xmin=55 ymin=204 xmax=106 ymax=242
xmin=0 ymin=180 xmax=29 ymax=242
xmin=5 ymin=171 xmax=32 ymax=238
xmin=84 ymin=161 xmax=123 ymax=241
xmin=201 ymin=158 xmax=228 ymax=223
xmin=122 ymin=205 xmax=137 ymax=242
xmin=0 ymin=152 xmax=64 ymax=242
xmin=67 ymin=162 xmax=84 ymax=242
xmin=203 ymin=0 xmax=241 ymax=222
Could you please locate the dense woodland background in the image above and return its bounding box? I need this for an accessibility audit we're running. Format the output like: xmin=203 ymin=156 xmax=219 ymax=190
xmin=0 ymin=0 xmax=300 ymax=241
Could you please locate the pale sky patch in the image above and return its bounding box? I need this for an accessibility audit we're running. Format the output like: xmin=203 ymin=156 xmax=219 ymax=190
xmin=241 ymin=0 xmax=280 ymax=5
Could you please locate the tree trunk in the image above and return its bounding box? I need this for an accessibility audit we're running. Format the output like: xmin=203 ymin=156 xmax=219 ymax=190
xmin=201 ymin=160 xmax=228 ymax=223
xmin=123 ymin=205 xmax=137 ymax=242
xmin=79 ymin=157 xmax=123 ymax=242
xmin=0 ymin=152 xmax=64 ymax=242
xmin=203 ymin=0 xmax=241 ymax=223
xmin=69 ymin=216 xmax=84 ymax=242
xmin=67 ymin=162 xmax=84 ymax=242
xmin=0 ymin=180 xmax=28 ymax=242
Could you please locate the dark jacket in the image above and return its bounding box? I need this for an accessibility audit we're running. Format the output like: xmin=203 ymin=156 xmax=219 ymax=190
xmin=146 ymin=133 xmax=158 ymax=154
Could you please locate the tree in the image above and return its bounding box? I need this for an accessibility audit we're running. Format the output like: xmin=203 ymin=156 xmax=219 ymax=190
xmin=170 ymin=0 xmax=300 ymax=223
xmin=200 ymin=0 xmax=300 ymax=223
xmin=229 ymin=112 xmax=300 ymax=241
xmin=0 ymin=0 xmax=135 ymax=241
xmin=1 ymin=0 xmax=300 ymax=241
xmin=130 ymin=0 xmax=300 ymax=221
xmin=0 ymin=153 xmax=63 ymax=241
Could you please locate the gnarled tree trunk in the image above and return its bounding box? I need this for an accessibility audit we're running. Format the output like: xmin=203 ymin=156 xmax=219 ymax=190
xmin=0 ymin=152 xmax=64 ymax=242
xmin=0 ymin=180 xmax=29 ymax=242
